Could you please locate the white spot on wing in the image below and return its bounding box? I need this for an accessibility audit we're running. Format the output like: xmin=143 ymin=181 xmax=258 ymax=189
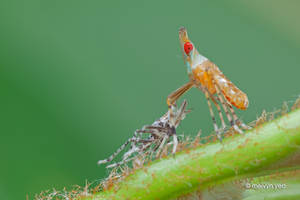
xmin=217 ymin=77 xmax=228 ymax=87
xmin=244 ymin=101 xmax=248 ymax=108
xmin=219 ymin=78 xmax=226 ymax=83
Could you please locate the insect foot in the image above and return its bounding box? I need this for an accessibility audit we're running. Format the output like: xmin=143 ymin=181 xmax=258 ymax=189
xmin=237 ymin=119 xmax=252 ymax=130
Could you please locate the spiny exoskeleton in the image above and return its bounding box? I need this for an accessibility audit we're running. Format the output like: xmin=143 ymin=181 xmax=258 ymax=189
xmin=98 ymin=100 xmax=190 ymax=168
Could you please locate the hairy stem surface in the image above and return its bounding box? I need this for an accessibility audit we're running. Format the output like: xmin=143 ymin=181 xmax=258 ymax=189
xmin=87 ymin=109 xmax=300 ymax=200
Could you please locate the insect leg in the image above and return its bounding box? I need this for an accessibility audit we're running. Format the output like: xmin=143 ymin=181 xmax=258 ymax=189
xmin=212 ymin=79 xmax=234 ymax=128
xmin=226 ymin=102 xmax=251 ymax=130
xmin=107 ymin=137 xmax=156 ymax=168
xmin=203 ymin=89 xmax=222 ymax=140
xmin=136 ymin=129 xmax=160 ymax=138
xmin=106 ymin=156 xmax=136 ymax=168
xmin=208 ymin=91 xmax=226 ymax=130
xmin=174 ymin=99 xmax=189 ymax=127
xmin=167 ymin=81 xmax=194 ymax=125
xmin=211 ymin=79 xmax=244 ymax=134
xmin=167 ymin=81 xmax=194 ymax=107
xmin=98 ymin=136 xmax=134 ymax=165
xmin=98 ymin=127 xmax=153 ymax=166
xmin=156 ymin=135 xmax=169 ymax=157
xmin=172 ymin=133 xmax=178 ymax=154
xmin=224 ymin=102 xmax=244 ymax=133
xmin=122 ymin=136 xmax=154 ymax=160
xmin=122 ymin=144 xmax=140 ymax=161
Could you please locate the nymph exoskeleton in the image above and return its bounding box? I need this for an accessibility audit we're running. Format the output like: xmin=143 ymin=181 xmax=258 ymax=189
xmin=167 ymin=27 xmax=250 ymax=140
xmin=98 ymin=100 xmax=189 ymax=168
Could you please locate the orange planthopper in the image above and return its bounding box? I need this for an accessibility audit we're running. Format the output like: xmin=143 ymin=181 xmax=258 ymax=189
xmin=167 ymin=27 xmax=250 ymax=140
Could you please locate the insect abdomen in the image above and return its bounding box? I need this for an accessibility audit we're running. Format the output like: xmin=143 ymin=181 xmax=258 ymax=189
xmin=215 ymin=74 xmax=249 ymax=110
xmin=222 ymin=85 xmax=248 ymax=110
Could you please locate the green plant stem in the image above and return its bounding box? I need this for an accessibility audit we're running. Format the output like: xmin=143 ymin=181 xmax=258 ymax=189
xmin=88 ymin=109 xmax=300 ymax=200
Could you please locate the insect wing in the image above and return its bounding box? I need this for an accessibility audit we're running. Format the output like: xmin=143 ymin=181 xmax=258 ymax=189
xmin=214 ymin=72 xmax=248 ymax=110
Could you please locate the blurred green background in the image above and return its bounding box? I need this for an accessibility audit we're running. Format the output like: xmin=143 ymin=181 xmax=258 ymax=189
xmin=0 ymin=0 xmax=300 ymax=199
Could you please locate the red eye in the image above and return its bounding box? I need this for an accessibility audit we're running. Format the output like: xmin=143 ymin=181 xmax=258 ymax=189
xmin=184 ymin=42 xmax=193 ymax=55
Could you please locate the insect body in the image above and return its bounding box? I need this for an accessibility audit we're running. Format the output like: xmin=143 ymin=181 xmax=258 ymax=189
xmin=167 ymin=27 xmax=250 ymax=139
xmin=98 ymin=100 xmax=189 ymax=168
xmin=192 ymin=60 xmax=248 ymax=110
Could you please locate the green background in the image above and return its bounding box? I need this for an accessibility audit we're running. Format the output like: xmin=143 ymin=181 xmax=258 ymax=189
xmin=0 ymin=0 xmax=300 ymax=199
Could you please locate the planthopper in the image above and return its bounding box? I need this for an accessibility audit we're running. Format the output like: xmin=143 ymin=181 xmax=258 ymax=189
xmin=167 ymin=27 xmax=250 ymax=140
